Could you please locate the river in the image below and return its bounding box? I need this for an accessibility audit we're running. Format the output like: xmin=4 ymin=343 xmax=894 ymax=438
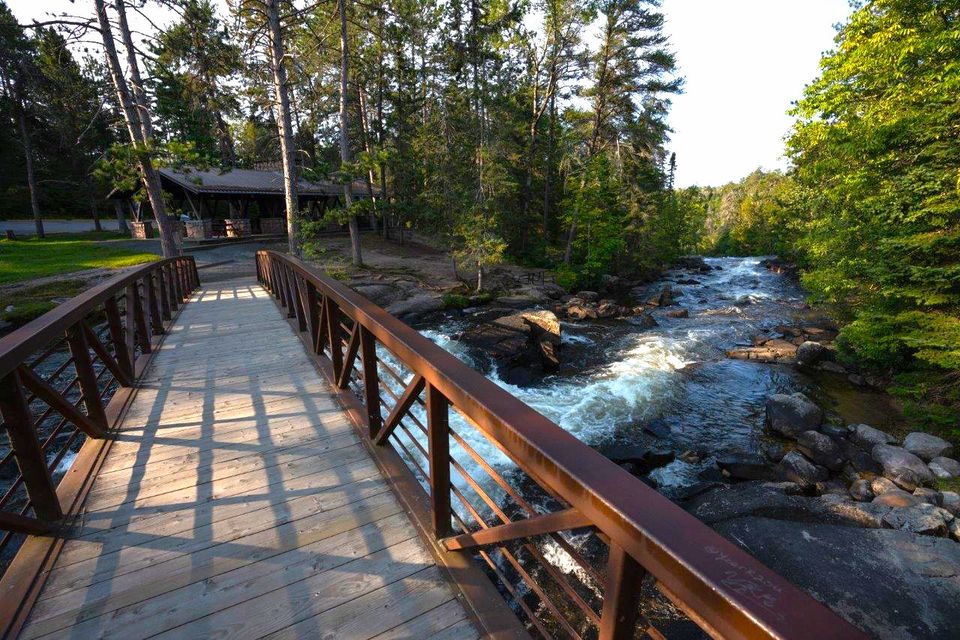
xmin=412 ymin=257 xmax=838 ymax=498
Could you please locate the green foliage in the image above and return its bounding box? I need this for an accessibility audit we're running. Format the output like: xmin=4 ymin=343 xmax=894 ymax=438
xmin=0 ymin=278 xmax=87 ymax=327
xmin=441 ymin=293 xmax=470 ymax=309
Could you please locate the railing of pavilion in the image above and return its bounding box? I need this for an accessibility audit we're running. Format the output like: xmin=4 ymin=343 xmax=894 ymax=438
xmin=0 ymin=256 xmax=199 ymax=636
xmin=256 ymin=250 xmax=866 ymax=640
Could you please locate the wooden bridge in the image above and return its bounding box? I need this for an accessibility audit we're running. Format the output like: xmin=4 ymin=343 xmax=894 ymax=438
xmin=0 ymin=252 xmax=868 ymax=639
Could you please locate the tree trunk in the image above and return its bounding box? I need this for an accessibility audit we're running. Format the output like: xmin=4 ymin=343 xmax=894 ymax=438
xmin=543 ymin=90 xmax=556 ymax=239
xmin=339 ymin=0 xmax=362 ymax=265
xmin=95 ymin=0 xmax=179 ymax=257
xmin=357 ymin=88 xmax=379 ymax=233
xmin=114 ymin=0 xmax=151 ymax=140
xmin=113 ymin=200 xmax=130 ymax=235
xmin=15 ymin=106 xmax=43 ymax=238
xmin=265 ymin=0 xmax=300 ymax=255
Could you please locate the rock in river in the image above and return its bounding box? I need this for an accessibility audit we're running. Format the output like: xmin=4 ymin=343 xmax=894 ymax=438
xmin=930 ymin=456 xmax=960 ymax=479
xmin=851 ymin=423 xmax=897 ymax=449
xmin=903 ymin=432 xmax=954 ymax=461
xmin=796 ymin=430 xmax=845 ymax=470
xmin=713 ymin=517 xmax=960 ymax=639
xmin=777 ymin=450 xmax=829 ymax=486
xmin=882 ymin=503 xmax=954 ymax=537
xmin=795 ymin=340 xmax=830 ymax=367
xmin=872 ymin=444 xmax=936 ymax=491
xmin=764 ymin=392 xmax=823 ymax=438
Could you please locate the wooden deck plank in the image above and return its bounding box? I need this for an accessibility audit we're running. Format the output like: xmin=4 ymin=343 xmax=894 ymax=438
xmin=20 ymin=279 xmax=477 ymax=640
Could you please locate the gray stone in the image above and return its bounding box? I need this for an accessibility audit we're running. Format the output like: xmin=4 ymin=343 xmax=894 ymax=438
xmin=817 ymin=360 xmax=847 ymax=374
xmin=797 ymin=430 xmax=845 ymax=470
xmin=815 ymin=480 xmax=849 ymax=496
xmin=684 ymin=482 xmax=808 ymax=525
xmin=851 ymin=423 xmax=897 ymax=449
xmin=951 ymin=519 xmax=960 ymax=543
xmin=913 ymin=488 xmax=943 ymax=506
xmin=664 ymin=308 xmax=689 ymax=318
xmin=872 ymin=489 xmax=923 ymax=508
xmin=384 ymin=293 xmax=444 ymax=320
xmin=930 ymin=456 xmax=960 ymax=478
xmin=821 ymin=423 xmax=850 ymax=440
xmin=872 ymin=444 xmax=936 ymax=491
xmin=713 ymin=517 xmax=960 ymax=639
xmin=941 ymin=491 xmax=960 ymax=516
xmin=813 ymin=494 xmax=891 ymax=528
xmin=765 ymin=393 xmax=823 ymax=438
xmin=777 ymin=450 xmax=829 ymax=486
xmin=849 ymin=479 xmax=873 ymax=502
xmin=903 ymin=432 xmax=954 ymax=461
xmin=575 ymin=290 xmax=599 ymax=302
xmin=881 ymin=503 xmax=953 ymax=536
xmin=796 ymin=340 xmax=830 ymax=366
xmin=870 ymin=476 xmax=899 ymax=496
xmin=842 ymin=441 xmax=883 ymax=475
xmin=715 ymin=453 xmax=778 ymax=482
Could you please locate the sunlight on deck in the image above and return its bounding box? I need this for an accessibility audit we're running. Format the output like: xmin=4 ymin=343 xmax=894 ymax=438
xmin=20 ymin=279 xmax=476 ymax=640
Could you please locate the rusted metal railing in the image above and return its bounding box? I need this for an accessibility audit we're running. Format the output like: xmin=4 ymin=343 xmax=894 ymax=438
xmin=0 ymin=256 xmax=199 ymax=636
xmin=256 ymin=250 xmax=865 ymax=640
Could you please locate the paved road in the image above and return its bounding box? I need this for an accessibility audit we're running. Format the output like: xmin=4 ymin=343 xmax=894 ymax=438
xmin=2 ymin=219 xmax=120 ymax=235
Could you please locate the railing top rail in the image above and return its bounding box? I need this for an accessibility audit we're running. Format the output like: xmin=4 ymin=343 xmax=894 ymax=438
xmin=0 ymin=257 xmax=192 ymax=380
xmin=259 ymin=249 xmax=863 ymax=640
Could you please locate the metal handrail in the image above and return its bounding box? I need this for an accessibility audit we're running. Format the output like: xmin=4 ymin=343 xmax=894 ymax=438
xmin=256 ymin=250 xmax=865 ymax=640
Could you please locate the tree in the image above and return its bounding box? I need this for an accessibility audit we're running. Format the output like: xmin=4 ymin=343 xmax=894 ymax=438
xmin=150 ymin=0 xmax=242 ymax=166
xmin=787 ymin=0 xmax=960 ymax=373
xmin=0 ymin=2 xmax=44 ymax=237
xmin=338 ymin=0 xmax=363 ymax=265
xmin=263 ymin=0 xmax=301 ymax=255
xmin=94 ymin=0 xmax=180 ymax=257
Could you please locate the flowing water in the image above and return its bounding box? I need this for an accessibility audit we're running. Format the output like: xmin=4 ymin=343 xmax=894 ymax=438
xmin=415 ymin=257 xmax=821 ymax=497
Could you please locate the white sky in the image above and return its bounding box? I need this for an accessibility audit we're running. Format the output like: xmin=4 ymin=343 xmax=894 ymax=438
xmin=661 ymin=0 xmax=852 ymax=186
xmin=10 ymin=0 xmax=853 ymax=188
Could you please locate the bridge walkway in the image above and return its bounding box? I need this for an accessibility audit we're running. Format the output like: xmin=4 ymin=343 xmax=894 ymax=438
xmin=19 ymin=278 xmax=477 ymax=640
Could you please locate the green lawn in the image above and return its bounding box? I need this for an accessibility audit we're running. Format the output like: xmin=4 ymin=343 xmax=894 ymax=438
xmin=0 ymin=232 xmax=158 ymax=286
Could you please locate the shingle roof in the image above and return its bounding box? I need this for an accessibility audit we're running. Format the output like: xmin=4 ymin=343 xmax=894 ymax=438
xmin=158 ymin=167 xmax=375 ymax=197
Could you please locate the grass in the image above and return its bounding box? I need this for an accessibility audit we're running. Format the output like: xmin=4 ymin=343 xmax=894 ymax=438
xmin=0 ymin=232 xmax=157 ymax=286
xmin=1 ymin=279 xmax=89 ymax=327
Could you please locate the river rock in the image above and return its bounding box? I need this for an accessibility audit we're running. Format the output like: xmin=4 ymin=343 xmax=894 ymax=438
xmin=646 ymin=285 xmax=676 ymax=307
xmin=851 ymin=423 xmax=897 ymax=449
xmin=665 ymin=308 xmax=688 ymax=318
xmin=882 ymin=503 xmax=954 ymax=537
xmin=575 ymin=290 xmax=599 ymax=303
xmin=777 ymin=450 xmax=829 ymax=486
xmin=814 ymin=493 xmax=892 ymax=528
xmin=675 ymin=255 xmax=711 ymax=272
xmin=764 ymin=393 xmax=823 ymax=438
xmin=872 ymin=444 xmax=936 ymax=491
xmin=929 ymin=456 xmax=960 ymax=478
xmin=684 ymin=482 xmax=808 ymax=524
xmin=870 ymin=476 xmax=899 ymax=496
xmin=950 ymin=519 xmax=960 ymax=542
xmin=872 ymin=489 xmax=922 ymax=508
xmin=943 ymin=492 xmax=960 ymax=517
xmin=821 ymin=423 xmax=850 ymax=440
xmin=795 ymin=341 xmax=830 ymax=367
xmin=716 ymin=452 xmax=778 ymax=481
xmin=598 ymin=444 xmax=675 ymax=475
xmin=842 ymin=440 xmax=883 ymax=475
xmin=903 ymin=432 xmax=954 ymax=461
xmin=713 ymin=517 xmax=960 ymax=639
xmin=384 ymin=293 xmax=444 ymax=320
xmin=913 ymin=488 xmax=943 ymax=506
xmin=726 ymin=339 xmax=798 ymax=363
xmin=797 ymin=430 xmax=845 ymax=470
xmin=850 ymin=479 xmax=873 ymax=502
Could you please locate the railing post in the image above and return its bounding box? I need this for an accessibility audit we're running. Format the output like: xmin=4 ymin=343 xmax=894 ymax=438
xmin=65 ymin=325 xmax=108 ymax=432
xmin=123 ymin=285 xmax=138 ymax=364
xmin=172 ymin=260 xmax=184 ymax=303
xmin=359 ymin=326 xmax=382 ymax=439
xmin=599 ymin=542 xmax=646 ymax=640
xmin=324 ymin=295 xmax=343 ymax=378
xmin=130 ymin=280 xmax=151 ymax=354
xmin=291 ymin=276 xmax=307 ymax=332
xmin=103 ymin=295 xmax=134 ymax=382
xmin=426 ymin=382 xmax=452 ymax=538
xmin=146 ymin=271 xmax=164 ymax=334
xmin=166 ymin=263 xmax=179 ymax=312
xmin=305 ymin=282 xmax=321 ymax=352
xmin=0 ymin=372 xmax=62 ymax=521
xmin=190 ymin=258 xmax=200 ymax=290
xmin=157 ymin=264 xmax=171 ymax=321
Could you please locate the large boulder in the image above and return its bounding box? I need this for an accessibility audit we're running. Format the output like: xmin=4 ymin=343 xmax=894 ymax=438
xmin=930 ymin=456 xmax=960 ymax=479
xmin=872 ymin=489 xmax=923 ymax=508
xmin=764 ymin=393 xmax=823 ymax=438
xmin=459 ymin=310 xmax=563 ymax=381
xmin=942 ymin=491 xmax=960 ymax=517
xmin=872 ymin=444 xmax=936 ymax=491
xmin=851 ymin=423 xmax=897 ymax=449
xmin=796 ymin=430 xmax=845 ymax=470
xmin=903 ymin=432 xmax=954 ymax=461
xmin=795 ymin=341 xmax=831 ymax=367
xmin=675 ymin=255 xmax=711 ymax=272
xmin=715 ymin=452 xmax=778 ymax=482
xmin=881 ymin=503 xmax=954 ymax=537
xmin=712 ymin=517 xmax=960 ymax=639
xmin=646 ymin=285 xmax=677 ymax=307
xmin=777 ymin=450 xmax=829 ymax=486
xmin=384 ymin=293 xmax=444 ymax=320
xmin=521 ymin=310 xmax=561 ymax=369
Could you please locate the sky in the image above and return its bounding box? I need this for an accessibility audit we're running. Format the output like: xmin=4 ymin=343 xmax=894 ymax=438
xmin=9 ymin=0 xmax=854 ymax=188
xmin=661 ymin=0 xmax=852 ymax=187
